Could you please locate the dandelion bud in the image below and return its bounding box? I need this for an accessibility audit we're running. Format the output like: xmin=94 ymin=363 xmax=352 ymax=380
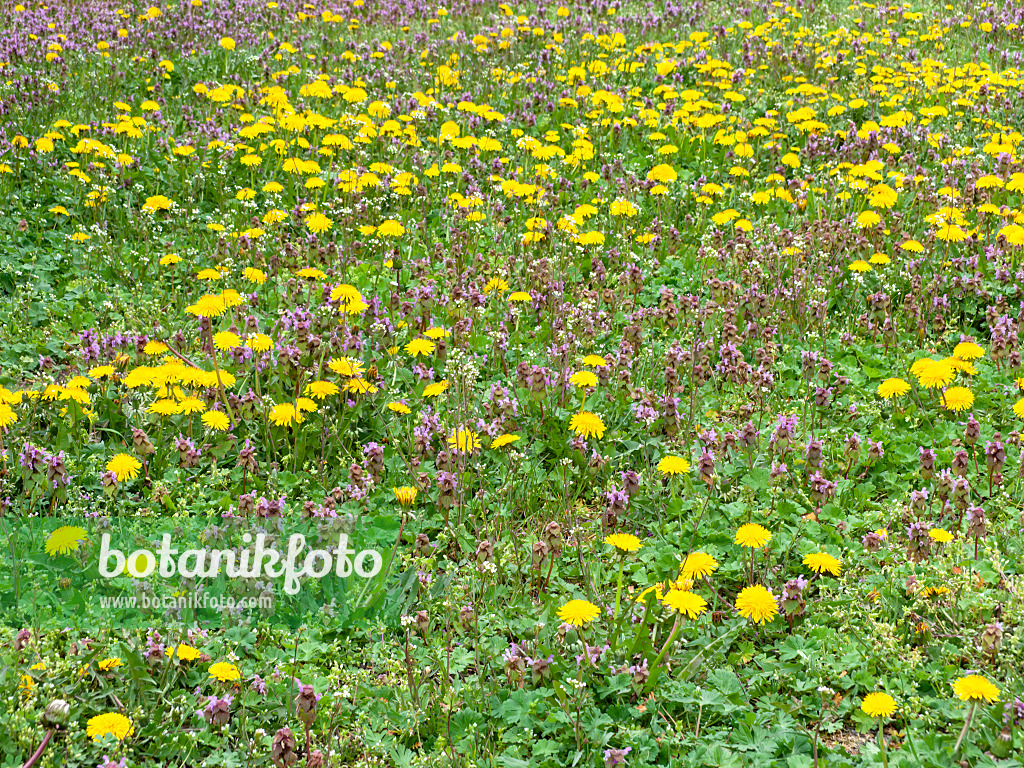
xmin=42 ymin=698 xmax=70 ymax=727
xmin=271 ymin=727 xmax=298 ymax=768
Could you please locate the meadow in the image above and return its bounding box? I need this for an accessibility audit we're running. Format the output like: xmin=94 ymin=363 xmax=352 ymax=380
xmin=2 ymin=0 xmax=1024 ymax=765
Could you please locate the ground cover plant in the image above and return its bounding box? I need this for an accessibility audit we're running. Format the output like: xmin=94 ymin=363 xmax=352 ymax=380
xmin=2 ymin=0 xmax=1024 ymax=765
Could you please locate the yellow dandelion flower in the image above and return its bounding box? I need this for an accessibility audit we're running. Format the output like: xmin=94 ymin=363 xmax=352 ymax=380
xmin=657 ymin=455 xmax=691 ymax=475
xmin=941 ymin=387 xmax=974 ymax=412
xmin=201 ymin=411 xmax=230 ymax=431
xmin=305 ymin=381 xmax=340 ymax=400
xmin=953 ymin=341 xmax=984 ymax=361
xmin=661 ymin=589 xmax=707 ymax=618
xmin=569 ymin=370 xmax=598 ymax=388
xmin=423 ymin=380 xmax=449 ymax=397
xmin=405 ymin=338 xmax=436 ymax=357
xmin=803 ymin=551 xmax=842 ymax=575
xmin=86 ymin=712 xmax=134 ymax=742
xmin=735 ymin=524 xmax=771 ymax=548
xmin=557 ymin=599 xmax=600 ymax=626
xmin=680 ymin=552 xmax=718 ymax=580
xmin=735 ymin=584 xmax=778 ymax=624
xmin=569 ymin=411 xmax=605 ymax=440
xmin=106 ymin=453 xmax=141 ymax=482
xmin=952 ymin=675 xmax=1000 ymax=703
xmin=877 ymin=378 xmax=910 ymax=398
xmin=604 ymin=533 xmax=641 ymax=552
xmin=45 ymin=526 xmax=87 ymax=556
xmin=212 ymin=331 xmax=241 ymax=350
xmin=861 ymin=692 xmax=897 ymax=718
xmin=393 ymin=486 xmax=418 ymax=505
xmin=209 ymin=662 xmax=241 ymax=682
xmin=448 ymin=427 xmax=480 ymax=453
xmin=269 ymin=403 xmax=297 ymax=426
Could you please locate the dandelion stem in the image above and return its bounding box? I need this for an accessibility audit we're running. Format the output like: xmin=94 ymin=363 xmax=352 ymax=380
xmin=953 ymin=700 xmax=977 ymax=754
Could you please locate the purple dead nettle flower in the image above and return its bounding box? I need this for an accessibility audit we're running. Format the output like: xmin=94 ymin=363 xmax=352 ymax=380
xmin=612 ymin=472 xmax=636 ymax=501
xmin=251 ymin=675 xmax=268 ymax=695
xmin=198 ymin=694 xmax=234 ymax=726
xmin=781 ymin=576 xmax=809 ymax=618
xmin=575 ymin=642 xmax=609 ymax=667
xmin=964 ymin=414 xmax=981 ymax=446
xmin=805 ymin=438 xmax=823 ymax=468
xmin=697 ymin=448 xmax=716 ymax=485
xmin=866 ymin=440 xmax=884 ymax=464
xmin=907 ymin=522 xmax=932 ymax=562
xmin=604 ymin=747 xmax=632 ymax=768
xmin=808 ymin=472 xmax=837 ymax=504
xmin=527 ymin=653 xmax=554 ymax=684
xmin=952 ymin=449 xmax=970 ymax=477
xmin=919 ymin=447 xmax=936 ymax=479
xmin=769 ymin=414 xmax=798 ymax=453
xmin=293 ymin=680 xmax=322 ymax=725
xmin=967 ymin=505 xmax=988 ymax=539
xmin=1004 ymin=697 xmax=1024 ymax=727
xmin=909 ymin=489 xmax=929 ymax=512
